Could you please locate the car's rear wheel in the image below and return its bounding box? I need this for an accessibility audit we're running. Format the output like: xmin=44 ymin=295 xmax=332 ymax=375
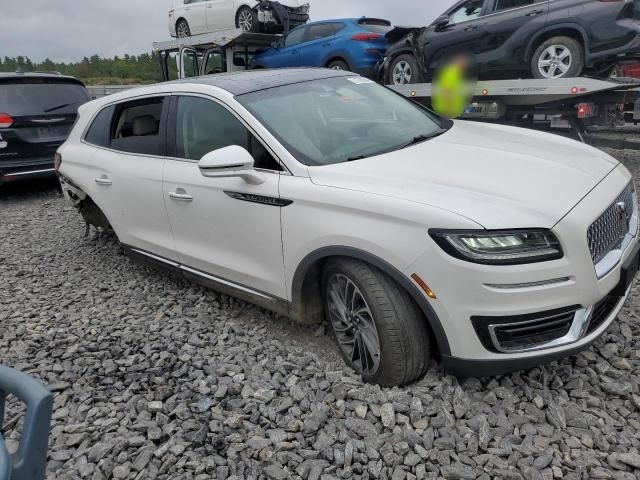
xmin=328 ymin=59 xmax=350 ymax=71
xmin=389 ymin=54 xmax=420 ymax=85
xmin=531 ymin=36 xmax=584 ymax=79
xmin=236 ymin=6 xmax=259 ymax=33
xmin=176 ymin=19 xmax=191 ymax=38
xmin=322 ymin=258 xmax=432 ymax=387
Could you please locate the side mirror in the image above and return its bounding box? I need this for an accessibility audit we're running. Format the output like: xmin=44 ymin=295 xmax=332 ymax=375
xmin=198 ymin=145 xmax=265 ymax=185
xmin=432 ymin=15 xmax=449 ymax=31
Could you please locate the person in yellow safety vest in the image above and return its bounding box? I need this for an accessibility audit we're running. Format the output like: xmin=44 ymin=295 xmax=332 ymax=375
xmin=432 ymin=54 xmax=475 ymax=119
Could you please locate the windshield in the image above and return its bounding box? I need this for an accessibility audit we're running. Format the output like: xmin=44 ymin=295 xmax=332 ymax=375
xmin=0 ymin=80 xmax=90 ymax=116
xmin=237 ymin=76 xmax=449 ymax=166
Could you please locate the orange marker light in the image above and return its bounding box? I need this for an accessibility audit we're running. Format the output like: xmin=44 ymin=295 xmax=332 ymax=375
xmin=411 ymin=274 xmax=437 ymax=299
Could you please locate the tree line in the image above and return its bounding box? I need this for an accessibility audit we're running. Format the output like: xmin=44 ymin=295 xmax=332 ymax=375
xmin=0 ymin=54 xmax=163 ymax=85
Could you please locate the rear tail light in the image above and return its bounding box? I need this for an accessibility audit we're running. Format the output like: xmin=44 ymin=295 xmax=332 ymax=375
xmin=577 ymin=103 xmax=596 ymax=119
xmin=351 ymin=33 xmax=383 ymax=42
xmin=0 ymin=113 xmax=14 ymax=128
xmin=54 ymin=152 xmax=62 ymax=172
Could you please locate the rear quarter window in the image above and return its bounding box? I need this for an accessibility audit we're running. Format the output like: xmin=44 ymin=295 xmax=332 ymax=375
xmin=84 ymin=106 xmax=115 ymax=148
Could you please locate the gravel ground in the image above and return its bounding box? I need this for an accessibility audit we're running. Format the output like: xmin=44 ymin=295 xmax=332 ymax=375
xmin=2 ymin=137 xmax=640 ymax=480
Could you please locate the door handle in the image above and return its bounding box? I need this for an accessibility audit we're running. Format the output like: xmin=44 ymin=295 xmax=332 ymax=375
xmin=169 ymin=191 xmax=193 ymax=202
xmin=94 ymin=176 xmax=112 ymax=186
xmin=464 ymin=25 xmax=479 ymax=32
xmin=526 ymin=9 xmax=544 ymax=16
xmin=206 ymin=4 xmax=212 ymax=7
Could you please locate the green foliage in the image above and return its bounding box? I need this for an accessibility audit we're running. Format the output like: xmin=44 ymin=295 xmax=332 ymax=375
xmin=0 ymin=53 xmax=163 ymax=85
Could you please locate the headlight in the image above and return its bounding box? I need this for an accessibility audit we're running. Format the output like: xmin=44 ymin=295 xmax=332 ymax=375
xmin=302 ymin=3 xmax=310 ymax=13
xmin=429 ymin=229 xmax=563 ymax=265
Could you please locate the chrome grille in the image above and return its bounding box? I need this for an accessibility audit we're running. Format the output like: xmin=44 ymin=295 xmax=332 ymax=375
xmin=587 ymin=184 xmax=635 ymax=265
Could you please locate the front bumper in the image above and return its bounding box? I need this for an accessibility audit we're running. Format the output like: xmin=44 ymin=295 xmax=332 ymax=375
xmin=406 ymin=164 xmax=637 ymax=373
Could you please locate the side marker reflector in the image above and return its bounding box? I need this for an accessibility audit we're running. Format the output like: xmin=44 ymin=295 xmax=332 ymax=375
xmin=411 ymin=273 xmax=437 ymax=299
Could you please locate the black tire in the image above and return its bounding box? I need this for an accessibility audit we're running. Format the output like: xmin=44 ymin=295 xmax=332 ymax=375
xmin=388 ymin=54 xmax=421 ymax=85
xmin=176 ymin=19 xmax=191 ymax=38
xmin=531 ymin=36 xmax=584 ymax=79
xmin=328 ymin=59 xmax=350 ymax=71
xmin=322 ymin=258 xmax=432 ymax=387
xmin=236 ymin=6 xmax=259 ymax=33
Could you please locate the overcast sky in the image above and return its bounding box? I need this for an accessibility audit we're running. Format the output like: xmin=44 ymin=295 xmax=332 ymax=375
xmin=0 ymin=0 xmax=455 ymax=63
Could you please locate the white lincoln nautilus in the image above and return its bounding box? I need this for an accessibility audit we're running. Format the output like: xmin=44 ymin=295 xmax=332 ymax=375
xmin=57 ymin=69 xmax=639 ymax=386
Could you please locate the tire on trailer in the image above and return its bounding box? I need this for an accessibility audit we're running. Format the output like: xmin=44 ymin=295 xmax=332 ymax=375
xmin=388 ymin=53 xmax=421 ymax=85
xmin=531 ymin=36 xmax=584 ymax=79
xmin=236 ymin=6 xmax=259 ymax=33
xmin=322 ymin=258 xmax=432 ymax=387
xmin=176 ymin=19 xmax=191 ymax=38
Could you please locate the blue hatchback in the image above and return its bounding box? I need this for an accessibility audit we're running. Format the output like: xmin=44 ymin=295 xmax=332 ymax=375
xmin=250 ymin=18 xmax=392 ymax=78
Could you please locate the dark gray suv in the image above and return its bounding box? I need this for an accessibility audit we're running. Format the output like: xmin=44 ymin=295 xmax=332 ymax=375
xmin=0 ymin=73 xmax=90 ymax=185
xmin=382 ymin=0 xmax=640 ymax=84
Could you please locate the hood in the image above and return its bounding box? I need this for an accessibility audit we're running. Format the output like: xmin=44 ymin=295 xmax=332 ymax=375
xmin=308 ymin=121 xmax=619 ymax=229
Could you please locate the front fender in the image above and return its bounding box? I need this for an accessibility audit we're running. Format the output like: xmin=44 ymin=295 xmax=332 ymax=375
xmin=290 ymin=246 xmax=452 ymax=356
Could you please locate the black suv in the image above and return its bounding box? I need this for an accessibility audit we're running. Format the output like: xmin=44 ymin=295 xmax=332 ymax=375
xmin=382 ymin=0 xmax=640 ymax=84
xmin=0 ymin=73 xmax=90 ymax=184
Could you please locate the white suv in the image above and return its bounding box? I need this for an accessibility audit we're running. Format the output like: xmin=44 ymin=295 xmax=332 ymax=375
xmin=169 ymin=0 xmax=310 ymax=37
xmin=57 ymin=69 xmax=639 ymax=386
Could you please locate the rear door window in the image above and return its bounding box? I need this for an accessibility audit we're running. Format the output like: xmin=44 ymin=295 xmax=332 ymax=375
xmin=109 ymin=97 xmax=166 ymax=156
xmin=305 ymin=24 xmax=335 ymax=42
xmin=0 ymin=79 xmax=90 ymax=116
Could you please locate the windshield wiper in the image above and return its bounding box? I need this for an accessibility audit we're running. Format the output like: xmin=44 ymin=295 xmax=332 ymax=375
xmin=346 ymin=155 xmax=367 ymax=162
xmin=400 ymin=129 xmax=447 ymax=149
xmin=44 ymin=102 xmax=75 ymax=113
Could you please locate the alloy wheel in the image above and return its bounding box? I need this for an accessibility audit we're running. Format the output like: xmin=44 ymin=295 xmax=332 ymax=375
xmin=331 ymin=65 xmax=344 ymax=71
xmin=239 ymin=10 xmax=253 ymax=32
xmin=177 ymin=22 xmax=189 ymax=38
xmin=392 ymin=61 xmax=412 ymax=85
xmin=538 ymin=45 xmax=572 ymax=79
xmin=326 ymin=273 xmax=381 ymax=376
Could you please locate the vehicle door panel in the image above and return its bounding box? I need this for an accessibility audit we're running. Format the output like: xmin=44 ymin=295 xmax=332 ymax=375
xmin=163 ymin=95 xmax=287 ymax=298
xmin=184 ymin=0 xmax=208 ymax=34
xmin=299 ymin=23 xmax=338 ymax=66
xmin=85 ymin=97 xmax=176 ymax=260
xmin=270 ymin=26 xmax=306 ymax=67
xmin=480 ymin=0 xmax=550 ymax=70
xmin=207 ymin=0 xmax=234 ymax=30
xmin=420 ymin=0 xmax=491 ymax=72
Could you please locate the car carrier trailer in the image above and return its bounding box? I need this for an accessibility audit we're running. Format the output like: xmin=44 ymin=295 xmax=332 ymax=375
xmin=153 ymin=29 xmax=640 ymax=147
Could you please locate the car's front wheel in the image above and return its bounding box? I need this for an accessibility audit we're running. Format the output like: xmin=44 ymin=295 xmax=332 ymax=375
xmin=236 ymin=6 xmax=259 ymax=33
xmin=388 ymin=54 xmax=421 ymax=85
xmin=322 ymin=258 xmax=432 ymax=387
xmin=531 ymin=36 xmax=584 ymax=79
xmin=176 ymin=19 xmax=191 ymax=38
